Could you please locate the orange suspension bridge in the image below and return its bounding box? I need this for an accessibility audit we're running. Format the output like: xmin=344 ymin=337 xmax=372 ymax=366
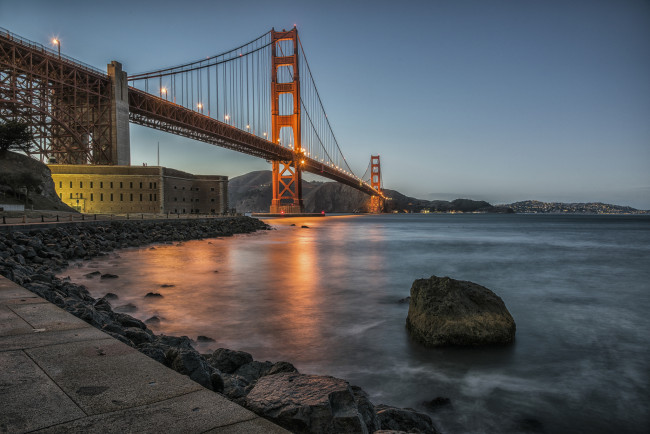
xmin=0 ymin=27 xmax=384 ymax=213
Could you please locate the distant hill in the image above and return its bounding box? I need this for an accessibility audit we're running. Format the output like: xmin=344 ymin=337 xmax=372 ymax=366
xmin=228 ymin=170 xmax=511 ymax=214
xmin=503 ymin=200 xmax=649 ymax=214
xmin=0 ymin=151 xmax=75 ymax=212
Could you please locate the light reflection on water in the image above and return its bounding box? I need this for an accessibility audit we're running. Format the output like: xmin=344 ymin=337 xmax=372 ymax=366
xmin=60 ymin=214 xmax=650 ymax=434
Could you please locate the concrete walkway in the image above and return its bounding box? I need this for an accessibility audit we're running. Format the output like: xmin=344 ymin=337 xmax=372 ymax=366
xmin=0 ymin=276 xmax=289 ymax=433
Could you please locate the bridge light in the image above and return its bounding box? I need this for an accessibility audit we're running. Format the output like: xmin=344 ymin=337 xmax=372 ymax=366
xmin=51 ymin=38 xmax=61 ymax=59
xmin=197 ymin=102 xmax=203 ymax=111
xmin=263 ymin=132 xmax=267 ymax=136
xmin=225 ymin=114 xmax=230 ymax=120
xmin=246 ymin=124 xmax=250 ymax=129
xmin=301 ymin=160 xmax=305 ymax=164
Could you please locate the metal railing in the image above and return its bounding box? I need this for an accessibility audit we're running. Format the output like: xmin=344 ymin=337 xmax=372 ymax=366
xmin=0 ymin=212 xmax=241 ymax=226
xmin=0 ymin=27 xmax=107 ymax=77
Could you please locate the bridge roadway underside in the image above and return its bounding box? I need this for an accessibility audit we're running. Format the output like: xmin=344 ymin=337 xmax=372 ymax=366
xmin=128 ymin=89 xmax=378 ymax=196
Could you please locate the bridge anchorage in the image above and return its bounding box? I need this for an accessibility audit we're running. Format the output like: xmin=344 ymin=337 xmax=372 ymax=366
xmin=0 ymin=26 xmax=385 ymax=213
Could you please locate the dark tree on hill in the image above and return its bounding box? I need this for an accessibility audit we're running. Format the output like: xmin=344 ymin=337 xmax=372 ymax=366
xmin=0 ymin=120 xmax=34 ymax=156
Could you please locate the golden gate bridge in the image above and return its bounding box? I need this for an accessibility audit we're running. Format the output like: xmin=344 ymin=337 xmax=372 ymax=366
xmin=0 ymin=27 xmax=384 ymax=213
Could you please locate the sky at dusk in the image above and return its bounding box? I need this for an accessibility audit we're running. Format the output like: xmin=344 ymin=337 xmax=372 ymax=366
xmin=2 ymin=0 xmax=649 ymax=208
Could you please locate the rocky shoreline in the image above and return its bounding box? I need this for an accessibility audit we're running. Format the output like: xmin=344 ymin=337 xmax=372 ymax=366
xmin=0 ymin=217 xmax=439 ymax=434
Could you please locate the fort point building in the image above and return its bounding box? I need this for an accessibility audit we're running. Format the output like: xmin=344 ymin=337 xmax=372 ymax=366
xmin=49 ymin=165 xmax=228 ymax=215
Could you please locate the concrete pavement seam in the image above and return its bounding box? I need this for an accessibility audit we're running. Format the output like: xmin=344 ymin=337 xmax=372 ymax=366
xmin=198 ymin=415 xmax=261 ymax=433
xmin=21 ymin=348 xmax=90 ymax=419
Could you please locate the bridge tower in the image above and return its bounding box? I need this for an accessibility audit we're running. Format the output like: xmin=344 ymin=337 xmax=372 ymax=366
xmin=270 ymin=27 xmax=303 ymax=214
xmin=369 ymin=155 xmax=384 ymax=213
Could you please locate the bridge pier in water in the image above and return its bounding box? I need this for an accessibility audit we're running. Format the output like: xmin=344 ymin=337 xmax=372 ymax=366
xmin=269 ymin=28 xmax=304 ymax=214
xmin=369 ymin=155 xmax=385 ymax=213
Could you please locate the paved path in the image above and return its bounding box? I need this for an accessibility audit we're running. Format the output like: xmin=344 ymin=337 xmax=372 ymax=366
xmin=0 ymin=276 xmax=289 ymax=433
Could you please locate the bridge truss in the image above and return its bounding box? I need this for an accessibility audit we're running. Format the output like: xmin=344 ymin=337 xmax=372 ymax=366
xmin=1 ymin=26 xmax=384 ymax=211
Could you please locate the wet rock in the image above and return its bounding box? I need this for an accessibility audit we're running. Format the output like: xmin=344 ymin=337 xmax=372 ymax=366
xmin=423 ymin=397 xmax=451 ymax=410
xmin=208 ymin=348 xmax=253 ymax=374
xmin=93 ymin=297 xmax=113 ymax=313
xmin=406 ymin=275 xmax=516 ymax=347
xmin=375 ymin=404 xmax=439 ymax=433
xmin=196 ymin=335 xmax=215 ymax=342
xmin=122 ymin=326 xmax=154 ymax=345
xmin=234 ymin=360 xmax=273 ymax=383
xmin=114 ymin=303 xmax=137 ymax=313
xmin=145 ymin=316 xmax=161 ymax=324
xmin=84 ymin=271 xmax=101 ymax=278
xmin=103 ymin=292 xmax=119 ymax=300
xmin=352 ymin=385 xmax=380 ymax=433
xmin=144 ymin=292 xmax=163 ymax=298
xmin=301 ymin=225 xmax=309 ymax=228
xmin=268 ymin=361 xmax=298 ymax=376
xmin=246 ymin=372 xmax=367 ymax=434
xmin=114 ymin=313 xmax=146 ymax=329
xmin=398 ymin=296 xmax=410 ymax=304
xmin=100 ymin=273 xmax=119 ymax=279
xmin=166 ymin=347 xmax=220 ymax=391
xmin=160 ymin=284 xmax=175 ymax=288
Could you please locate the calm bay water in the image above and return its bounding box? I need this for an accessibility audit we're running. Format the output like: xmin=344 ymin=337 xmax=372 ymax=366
xmin=60 ymin=214 xmax=650 ymax=433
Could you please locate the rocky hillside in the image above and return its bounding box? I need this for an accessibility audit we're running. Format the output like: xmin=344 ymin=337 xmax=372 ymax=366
xmin=228 ymin=170 xmax=512 ymax=213
xmin=0 ymin=151 xmax=75 ymax=212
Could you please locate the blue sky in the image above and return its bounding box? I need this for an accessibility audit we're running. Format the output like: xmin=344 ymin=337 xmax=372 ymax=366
xmin=2 ymin=0 xmax=649 ymax=208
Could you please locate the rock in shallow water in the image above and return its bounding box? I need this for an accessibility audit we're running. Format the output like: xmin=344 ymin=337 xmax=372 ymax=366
xmin=406 ymin=275 xmax=516 ymax=347
xmin=375 ymin=404 xmax=439 ymax=433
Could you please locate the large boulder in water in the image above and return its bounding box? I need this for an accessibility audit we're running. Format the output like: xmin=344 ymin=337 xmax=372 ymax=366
xmin=406 ymin=275 xmax=516 ymax=346
xmin=245 ymin=372 xmax=368 ymax=433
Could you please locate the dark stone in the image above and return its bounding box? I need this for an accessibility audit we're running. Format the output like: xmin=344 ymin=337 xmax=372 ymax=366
xmin=301 ymin=225 xmax=309 ymax=228
xmin=84 ymin=271 xmax=101 ymax=278
xmin=376 ymin=404 xmax=439 ymax=433
xmin=93 ymin=297 xmax=113 ymax=313
xmin=196 ymin=335 xmax=215 ymax=343
xmin=100 ymin=273 xmax=119 ymax=279
xmin=160 ymin=284 xmax=175 ymax=288
xmin=114 ymin=313 xmax=146 ymax=329
xmin=246 ymin=372 xmax=367 ymax=434
xmin=145 ymin=316 xmax=161 ymax=324
xmin=267 ymin=361 xmax=298 ymax=376
xmin=398 ymin=296 xmax=410 ymax=304
xmin=144 ymin=292 xmax=163 ymax=298
xmin=208 ymin=348 xmax=253 ymax=374
xmin=166 ymin=348 xmax=219 ymax=391
xmin=114 ymin=303 xmax=137 ymax=313
xmin=234 ymin=360 xmax=273 ymax=383
xmin=423 ymin=397 xmax=451 ymax=410
xmin=406 ymin=275 xmax=516 ymax=347
xmin=352 ymin=385 xmax=380 ymax=433
xmin=121 ymin=327 xmax=154 ymax=345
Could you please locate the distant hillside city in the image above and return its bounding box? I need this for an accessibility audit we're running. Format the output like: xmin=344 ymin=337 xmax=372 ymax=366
xmin=502 ymin=200 xmax=648 ymax=215
xmin=228 ymin=171 xmax=649 ymax=215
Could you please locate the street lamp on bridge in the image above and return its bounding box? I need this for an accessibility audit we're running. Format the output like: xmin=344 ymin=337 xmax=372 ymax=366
xmin=51 ymin=38 xmax=60 ymax=59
